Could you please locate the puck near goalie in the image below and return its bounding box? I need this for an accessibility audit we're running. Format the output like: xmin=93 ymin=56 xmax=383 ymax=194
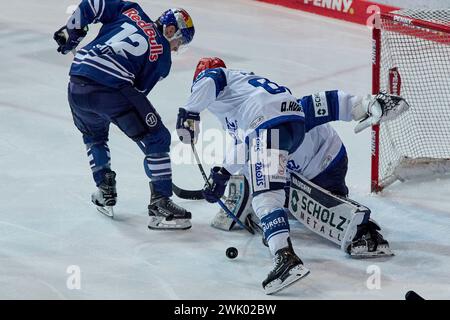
xmin=176 ymin=57 xmax=409 ymax=295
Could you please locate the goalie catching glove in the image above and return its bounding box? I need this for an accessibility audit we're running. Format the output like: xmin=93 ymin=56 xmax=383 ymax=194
xmin=352 ymin=92 xmax=410 ymax=133
xmin=176 ymin=108 xmax=200 ymax=144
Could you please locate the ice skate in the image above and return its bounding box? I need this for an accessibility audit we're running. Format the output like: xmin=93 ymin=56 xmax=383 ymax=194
xmin=148 ymin=183 xmax=192 ymax=230
xmin=347 ymin=220 xmax=394 ymax=258
xmin=91 ymin=170 xmax=117 ymax=218
xmin=262 ymin=238 xmax=310 ymax=295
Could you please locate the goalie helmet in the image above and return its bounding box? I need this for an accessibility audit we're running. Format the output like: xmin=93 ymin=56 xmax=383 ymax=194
xmin=158 ymin=8 xmax=195 ymax=51
xmin=193 ymin=57 xmax=226 ymax=81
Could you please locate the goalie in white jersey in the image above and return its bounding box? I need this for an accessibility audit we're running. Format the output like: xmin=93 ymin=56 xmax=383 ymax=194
xmin=176 ymin=57 xmax=409 ymax=294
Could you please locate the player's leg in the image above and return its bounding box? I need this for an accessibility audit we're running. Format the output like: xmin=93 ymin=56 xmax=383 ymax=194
xmin=68 ymin=79 xmax=117 ymax=215
xmin=113 ymin=86 xmax=191 ymax=229
xmin=248 ymin=121 xmax=309 ymax=294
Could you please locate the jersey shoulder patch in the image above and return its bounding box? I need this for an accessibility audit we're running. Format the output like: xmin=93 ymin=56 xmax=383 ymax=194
xmin=192 ymin=68 xmax=227 ymax=97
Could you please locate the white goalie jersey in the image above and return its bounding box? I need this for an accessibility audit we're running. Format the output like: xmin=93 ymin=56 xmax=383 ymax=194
xmin=182 ymin=68 xmax=305 ymax=142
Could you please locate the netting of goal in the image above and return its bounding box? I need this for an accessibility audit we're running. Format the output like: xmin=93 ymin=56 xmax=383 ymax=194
xmin=372 ymin=9 xmax=450 ymax=192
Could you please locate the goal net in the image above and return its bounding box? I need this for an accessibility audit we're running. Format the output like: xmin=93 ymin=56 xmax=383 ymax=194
xmin=372 ymin=9 xmax=450 ymax=192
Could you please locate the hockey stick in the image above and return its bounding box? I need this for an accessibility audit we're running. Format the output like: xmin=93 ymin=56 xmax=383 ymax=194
xmin=405 ymin=290 xmax=425 ymax=301
xmin=190 ymin=142 xmax=255 ymax=234
xmin=172 ymin=182 xmax=204 ymax=200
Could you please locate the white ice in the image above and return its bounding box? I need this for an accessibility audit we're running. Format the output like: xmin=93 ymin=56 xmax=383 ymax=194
xmin=0 ymin=0 xmax=449 ymax=299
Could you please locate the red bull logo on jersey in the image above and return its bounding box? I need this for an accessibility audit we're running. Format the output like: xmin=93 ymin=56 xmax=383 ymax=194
xmin=123 ymin=8 xmax=163 ymax=62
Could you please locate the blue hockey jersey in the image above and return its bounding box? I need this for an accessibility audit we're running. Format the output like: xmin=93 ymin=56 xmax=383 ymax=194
xmin=67 ymin=0 xmax=171 ymax=95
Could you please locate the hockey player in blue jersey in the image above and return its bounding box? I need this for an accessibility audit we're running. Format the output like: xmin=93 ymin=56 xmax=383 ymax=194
xmin=54 ymin=1 xmax=195 ymax=229
xmin=176 ymin=57 xmax=408 ymax=294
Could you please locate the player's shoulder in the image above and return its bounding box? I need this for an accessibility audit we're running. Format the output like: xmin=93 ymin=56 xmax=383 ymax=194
xmin=193 ymin=68 xmax=226 ymax=84
xmin=120 ymin=1 xmax=154 ymax=23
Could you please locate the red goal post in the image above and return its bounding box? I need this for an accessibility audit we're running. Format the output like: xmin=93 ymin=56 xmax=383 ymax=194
xmin=372 ymin=9 xmax=450 ymax=192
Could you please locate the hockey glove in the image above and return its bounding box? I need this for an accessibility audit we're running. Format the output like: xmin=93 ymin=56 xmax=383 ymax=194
xmin=352 ymin=92 xmax=410 ymax=133
xmin=176 ymin=108 xmax=200 ymax=144
xmin=202 ymin=167 xmax=231 ymax=203
xmin=54 ymin=26 xmax=88 ymax=55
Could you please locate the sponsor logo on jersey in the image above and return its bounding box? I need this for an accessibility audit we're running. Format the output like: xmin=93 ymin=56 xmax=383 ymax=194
xmin=281 ymin=101 xmax=302 ymax=112
xmin=262 ymin=216 xmax=287 ymax=234
xmin=313 ymin=92 xmax=329 ymax=117
xmin=145 ymin=112 xmax=158 ymax=127
xmin=303 ymin=0 xmax=354 ymax=14
xmin=249 ymin=116 xmax=264 ymax=129
xmin=254 ymin=162 xmax=265 ymax=187
xmin=253 ymin=136 xmax=262 ymax=152
xmin=225 ymin=117 xmax=239 ymax=139
xmin=123 ymin=8 xmax=163 ymax=62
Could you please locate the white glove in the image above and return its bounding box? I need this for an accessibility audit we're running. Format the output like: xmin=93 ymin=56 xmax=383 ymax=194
xmin=352 ymin=92 xmax=410 ymax=133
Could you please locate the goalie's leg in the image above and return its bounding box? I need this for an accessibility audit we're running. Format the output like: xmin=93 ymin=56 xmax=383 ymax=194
xmin=310 ymin=153 xmax=392 ymax=257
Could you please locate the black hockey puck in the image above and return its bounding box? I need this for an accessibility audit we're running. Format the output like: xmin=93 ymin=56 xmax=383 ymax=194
xmin=226 ymin=247 xmax=238 ymax=259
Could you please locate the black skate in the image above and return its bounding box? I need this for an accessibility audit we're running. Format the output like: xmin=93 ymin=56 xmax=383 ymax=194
xmin=148 ymin=183 xmax=192 ymax=230
xmin=347 ymin=220 xmax=394 ymax=258
xmin=91 ymin=170 xmax=117 ymax=218
xmin=262 ymin=238 xmax=310 ymax=295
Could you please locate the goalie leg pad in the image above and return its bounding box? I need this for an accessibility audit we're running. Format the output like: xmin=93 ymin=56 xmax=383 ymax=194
xmin=288 ymin=172 xmax=371 ymax=251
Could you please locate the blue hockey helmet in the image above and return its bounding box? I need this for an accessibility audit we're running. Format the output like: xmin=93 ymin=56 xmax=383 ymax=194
xmin=158 ymin=8 xmax=195 ymax=50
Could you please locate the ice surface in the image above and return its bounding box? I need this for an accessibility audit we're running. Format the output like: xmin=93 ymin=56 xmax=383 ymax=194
xmin=0 ymin=0 xmax=449 ymax=299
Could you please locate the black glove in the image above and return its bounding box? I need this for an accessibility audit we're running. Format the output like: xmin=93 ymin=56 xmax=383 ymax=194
xmin=176 ymin=108 xmax=200 ymax=144
xmin=54 ymin=26 xmax=88 ymax=55
xmin=202 ymin=167 xmax=231 ymax=203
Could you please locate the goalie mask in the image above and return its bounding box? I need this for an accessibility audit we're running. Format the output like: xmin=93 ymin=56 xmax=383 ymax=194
xmin=193 ymin=57 xmax=226 ymax=81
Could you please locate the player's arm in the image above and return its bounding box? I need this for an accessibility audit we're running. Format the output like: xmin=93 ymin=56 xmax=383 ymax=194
xmin=176 ymin=75 xmax=220 ymax=144
xmin=301 ymin=90 xmax=409 ymax=133
xmin=54 ymin=0 xmax=123 ymax=54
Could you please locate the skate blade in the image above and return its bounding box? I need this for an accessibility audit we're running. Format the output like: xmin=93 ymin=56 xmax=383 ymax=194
xmin=148 ymin=216 xmax=191 ymax=230
xmin=96 ymin=206 xmax=114 ymax=218
xmin=264 ymin=265 xmax=310 ymax=295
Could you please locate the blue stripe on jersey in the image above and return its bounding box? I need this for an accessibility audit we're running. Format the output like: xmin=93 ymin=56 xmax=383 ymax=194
xmin=73 ymin=56 xmax=134 ymax=83
xmin=254 ymin=114 xmax=305 ymax=131
xmin=301 ymin=90 xmax=340 ymax=132
xmin=192 ymin=68 xmax=227 ymax=97
xmin=321 ymin=144 xmax=346 ymax=174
